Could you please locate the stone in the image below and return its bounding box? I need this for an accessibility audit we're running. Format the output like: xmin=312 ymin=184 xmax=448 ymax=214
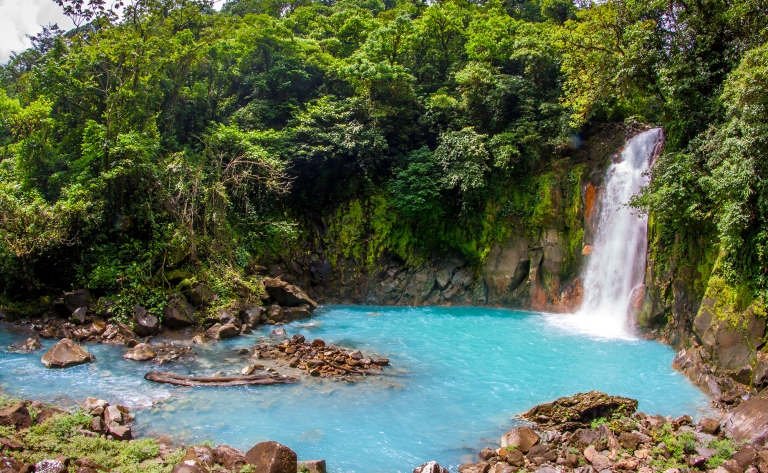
xmin=699 ymin=417 xmax=721 ymax=435
xmin=271 ymin=328 xmax=287 ymax=337
xmin=184 ymin=445 xmax=215 ymax=469
xmin=478 ymin=448 xmax=496 ymax=461
xmin=241 ymin=307 xmax=263 ymax=327
xmin=284 ymin=305 xmax=312 ymax=321
xmin=108 ymin=424 xmax=132 ymax=440
xmin=83 ymin=398 xmax=108 ymax=415
xmin=10 ymin=338 xmax=43 ymax=353
xmin=172 ymin=461 xmax=205 ymax=473
xmin=192 ymin=334 xmax=207 ymax=344
xmin=90 ymin=416 xmax=105 ymax=434
xmin=35 ymin=460 xmax=68 ymax=473
xmin=584 ymin=446 xmax=612 ymax=472
xmin=413 ymin=461 xmax=449 ymax=473
xmin=0 ymin=402 xmax=31 ymax=429
xmin=218 ymin=323 xmax=240 ymax=339
xmin=0 ymin=458 xmax=21 ymax=471
xmin=501 ymin=426 xmax=540 ymax=453
xmin=457 ymin=463 xmax=490 ymax=473
xmin=217 ymin=308 xmax=241 ymax=327
xmin=724 ymin=459 xmax=745 ymax=473
xmin=244 ymin=441 xmax=297 ymax=473
xmin=41 ymin=338 xmax=95 ymax=368
xmin=489 ymin=465 xmax=515 ymax=473
xmin=213 ymin=445 xmax=246 ymax=472
xmin=133 ymin=305 xmax=160 ymax=337
xmin=104 ymin=405 xmax=123 ymax=425
xmin=534 ymin=467 xmax=558 ymax=473
xmin=64 ymin=289 xmax=92 ymax=313
xmin=734 ymin=446 xmax=759 ymax=470
xmin=619 ymin=432 xmax=642 ymax=450
xmin=521 ymin=391 xmax=638 ymax=430
xmin=299 ymin=459 xmax=327 ymax=473
xmin=163 ymin=298 xmax=196 ymax=328
xmin=349 ymin=350 xmax=363 ymax=360
xmin=722 ymin=390 xmax=768 ymax=447
xmin=267 ymin=305 xmax=284 ymax=323
xmin=263 ymin=278 xmax=318 ymax=310
xmin=0 ymin=437 xmax=22 ymax=451
xmin=123 ymin=343 xmax=157 ymax=361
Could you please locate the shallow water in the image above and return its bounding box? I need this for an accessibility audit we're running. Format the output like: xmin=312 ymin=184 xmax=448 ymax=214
xmin=0 ymin=305 xmax=711 ymax=472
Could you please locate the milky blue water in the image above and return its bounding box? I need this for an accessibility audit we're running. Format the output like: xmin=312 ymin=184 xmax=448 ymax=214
xmin=0 ymin=306 xmax=711 ymax=472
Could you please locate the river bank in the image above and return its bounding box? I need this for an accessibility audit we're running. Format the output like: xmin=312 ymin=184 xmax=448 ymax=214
xmin=1 ymin=388 xmax=767 ymax=473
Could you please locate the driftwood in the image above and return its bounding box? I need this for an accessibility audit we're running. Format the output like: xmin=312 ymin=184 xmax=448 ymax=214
xmin=145 ymin=371 xmax=299 ymax=387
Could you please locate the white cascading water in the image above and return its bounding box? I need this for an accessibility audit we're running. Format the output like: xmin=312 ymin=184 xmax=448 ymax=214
xmin=548 ymin=128 xmax=663 ymax=339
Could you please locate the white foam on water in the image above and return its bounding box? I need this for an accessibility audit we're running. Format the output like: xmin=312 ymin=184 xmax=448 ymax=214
xmin=547 ymin=128 xmax=663 ymax=340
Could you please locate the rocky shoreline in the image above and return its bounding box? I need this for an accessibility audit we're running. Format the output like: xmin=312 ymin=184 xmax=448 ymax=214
xmin=3 ymin=389 xmax=768 ymax=473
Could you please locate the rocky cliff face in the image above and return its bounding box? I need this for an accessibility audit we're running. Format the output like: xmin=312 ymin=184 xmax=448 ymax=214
xmin=265 ymin=124 xmax=647 ymax=314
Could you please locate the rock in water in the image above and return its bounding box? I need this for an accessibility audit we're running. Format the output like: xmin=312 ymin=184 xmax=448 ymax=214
xmin=500 ymin=426 xmax=540 ymax=453
xmin=722 ymin=390 xmax=768 ymax=447
xmin=263 ymin=278 xmax=318 ymax=310
xmin=413 ymin=461 xmax=449 ymax=473
xmin=123 ymin=343 xmax=157 ymax=361
xmin=244 ymin=441 xmax=297 ymax=473
xmin=41 ymin=338 xmax=95 ymax=368
xmin=521 ymin=391 xmax=638 ymax=430
xmin=133 ymin=305 xmax=160 ymax=336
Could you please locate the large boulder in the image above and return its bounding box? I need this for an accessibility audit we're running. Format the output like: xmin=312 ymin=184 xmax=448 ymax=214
xmin=41 ymin=338 xmax=95 ymax=368
xmin=500 ymin=426 xmax=540 ymax=453
xmin=244 ymin=441 xmax=297 ymax=473
xmin=241 ymin=307 xmax=264 ymax=327
xmin=163 ymin=297 xmax=196 ymax=328
xmin=263 ymin=279 xmax=317 ymax=310
xmin=133 ymin=305 xmax=160 ymax=337
xmin=123 ymin=343 xmax=157 ymax=362
xmin=520 ymin=391 xmax=638 ymax=430
xmin=413 ymin=461 xmax=449 ymax=473
xmin=722 ymin=389 xmax=768 ymax=447
xmin=63 ymin=289 xmax=92 ymax=313
xmin=205 ymin=323 xmax=240 ymax=340
xmin=284 ymin=305 xmax=311 ymax=321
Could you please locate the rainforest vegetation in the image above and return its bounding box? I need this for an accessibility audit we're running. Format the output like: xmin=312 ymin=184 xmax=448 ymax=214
xmin=1 ymin=0 xmax=767 ymax=318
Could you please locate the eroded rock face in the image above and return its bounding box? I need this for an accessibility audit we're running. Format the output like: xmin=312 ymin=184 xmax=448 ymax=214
xmin=722 ymin=390 xmax=768 ymax=447
xmin=0 ymin=402 xmax=31 ymax=429
xmin=244 ymin=441 xmax=297 ymax=473
xmin=521 ymin=391 xmax=638 ymax=431
xmin=41 ymin=338 xmax=95 ymax=368
xmin=213 ymin=445 xmax=246 ymax=472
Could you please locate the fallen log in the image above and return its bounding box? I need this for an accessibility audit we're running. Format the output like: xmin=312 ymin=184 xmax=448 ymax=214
xmin=145 ymin=371 xmax=299 ymax=387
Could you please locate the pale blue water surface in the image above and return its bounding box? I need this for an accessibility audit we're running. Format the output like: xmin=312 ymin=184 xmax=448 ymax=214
xmin=0 ymin=306 xmax=711 ymax=472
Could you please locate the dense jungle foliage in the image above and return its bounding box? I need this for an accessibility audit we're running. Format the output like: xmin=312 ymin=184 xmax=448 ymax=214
xmin=0 ymin=0 xmax=767 ymax=315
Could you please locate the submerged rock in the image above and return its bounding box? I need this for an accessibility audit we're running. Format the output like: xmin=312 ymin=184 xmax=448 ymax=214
xmin=10 ymin=338 xmax=42 ymax=353
xmin=521 ymin=391 xmax=638 ymax=430
xmin=244 ymin=441 xmax=297 ymax=473
xmin=41 ymin=338 xmax=94 ymax=368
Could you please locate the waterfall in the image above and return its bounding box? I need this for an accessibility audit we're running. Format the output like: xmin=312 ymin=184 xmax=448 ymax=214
xmin=547 ymin=128 xmax=663 ymax=339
